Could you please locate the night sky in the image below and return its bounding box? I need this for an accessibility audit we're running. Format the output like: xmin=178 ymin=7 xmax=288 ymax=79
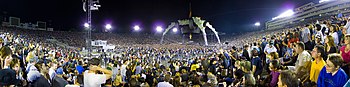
xmin=0 ymin=0 xmax=316 ymax=33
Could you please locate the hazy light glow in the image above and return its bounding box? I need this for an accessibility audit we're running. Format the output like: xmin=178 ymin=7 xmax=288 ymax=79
xmin=84 ymin=23 xmax=89 ymax=28
xmin=254 ymin=22 xmax=261 ymax=26
xmin=272 ymin=9 xmax=294 ymax=20
xmin=172 ymin=28 xmax=178 ymax=32
xmin=319 ymin=0 xmax=333 ymax=3
xmin=134 ymin=25 xmax=140 ymax=31
xmin=156 ymin=26 xmax=163 ymax=32
xmin=105 ymin=24 xmax=112 ymax=30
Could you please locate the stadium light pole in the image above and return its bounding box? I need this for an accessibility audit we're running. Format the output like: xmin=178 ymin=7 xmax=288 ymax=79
xmin=254 ymin=22 xmax=260 ymax=30
xmin=172 ymin=28 xmax=178 ymax=33
xmin=83 ymin=0 xmax=100 ymax=59
xmin=84 ymin=23 xmax=89 ymax=28
xmin=254 ymin=22 xmax=260 ymax=26
xmin=272 ymin=9 xmax=294 ymax=20
xmin=105 ymin=24 xmax=112 ymax=30
xmin=133 ymin=25 xmax=140 ymax=31
xmin=156 ymin=26 xmax=163 ymax=32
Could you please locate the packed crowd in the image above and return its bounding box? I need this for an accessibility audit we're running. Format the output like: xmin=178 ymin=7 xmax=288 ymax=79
xmin=1 ymin=16 xmax=350 ymax=87
xmin=0 ymin=27 xmax=189 ymax=48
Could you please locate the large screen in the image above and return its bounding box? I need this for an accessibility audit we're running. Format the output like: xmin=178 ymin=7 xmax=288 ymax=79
xmin=9 ymin=17 xmax=20 ymax=26
xmin=37 ymin=21 xmax=46 ymax=29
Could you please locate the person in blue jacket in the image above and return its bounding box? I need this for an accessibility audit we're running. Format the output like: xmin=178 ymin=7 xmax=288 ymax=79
xmin=317 ymin=53 xmax=349 ymax=87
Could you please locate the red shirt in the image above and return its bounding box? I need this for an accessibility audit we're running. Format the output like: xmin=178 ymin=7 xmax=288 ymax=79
xmin=340 ymin=46 xmax=350 ymax=63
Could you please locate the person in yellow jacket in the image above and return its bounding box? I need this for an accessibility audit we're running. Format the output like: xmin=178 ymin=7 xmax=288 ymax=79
xmin=310 ymin=45 xmax=326 ymax=84
xmin=190 ymin=59 xmax=199 ymax=71
xmin=113 ymin=73 xmax=123 ymax=87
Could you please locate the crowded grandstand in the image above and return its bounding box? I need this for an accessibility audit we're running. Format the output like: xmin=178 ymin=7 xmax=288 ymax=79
xmin=1 ymin=0 xmax=350 ymax=87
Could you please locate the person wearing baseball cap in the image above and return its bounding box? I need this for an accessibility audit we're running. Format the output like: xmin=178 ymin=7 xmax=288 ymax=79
xmin=52 ymin=67 xmax=68 ymax=87
xmin=314 ymin=34 xmax=323 ymax=46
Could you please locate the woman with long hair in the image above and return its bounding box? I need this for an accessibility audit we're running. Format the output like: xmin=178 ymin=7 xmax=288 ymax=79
xmin=325 ymin=35 xmax=337 ymax=57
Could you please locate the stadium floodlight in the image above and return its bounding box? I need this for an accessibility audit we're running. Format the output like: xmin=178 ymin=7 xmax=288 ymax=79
xmin=272 ymin=9 xmax=294 ymax=20
xmin=84 ymin=23 xmax=90 ymax=28
xmin=133 ymin=25 xmax=140 ymax=31
xmin=156 ymin=26 xmax=163 ymax=32
xmin=172 ymin=28 xmax=178 ymax=33
xmin=254 ymin=22 xmax=261 ymax=26
xmin=319 ymin=0 xmax=333 ymax=3
xmin=105 ymin=24 xmax=112 ymax=30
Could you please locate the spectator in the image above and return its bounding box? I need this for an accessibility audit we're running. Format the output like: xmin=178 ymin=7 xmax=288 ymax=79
xmin=49 ymin=61 xmax=58 ymax=81
xmin=190 ymin=59 xmax=199 ymax=71
xmin=302 ymin=25 xmax=312 ymax=50
xmin=265 ymin=52 xmax=278 ymax=73
xmin=293 ymin=42 xmax=312 ymax=84
xmin=113 ymin=73 xmax=123 ymax=87
xmin=317 ymin=53 xmax=349 ymax=87
xmin=251 ymin=48 xmax=262 ymax=80
xmin=172 ymin=75 xmax=182 ymax=87
xmin=156 ymin=74 xmax=173 ymax=87
xmin=30 ymin=62 xmax=51 ymax=87
xmin=329 ymin=24 xmax=339 ymax=45
xmin=313 ymin=34 xmax=323 ymax=46
xmin=239 ymin=60 xmax=255 ymax=86
xmin=310 ymin=45 xmax=326 ymax=85
xmin=120 ymin=61 xmax=128 ymax=83
xmin=277 ymin=70 xmax=299 ymax=87
xmin=264 ymin=41 xmax=277 ymax=55
xmin=0 ymin=46 xmax=12 ymax=69
xmin=52 ymin=67 xmax=68 ymax=87
xmin=340 ymin=34 xmax=350 ymax=77
xmin=0 ymin=53 xmax=21 ymax=86
xmin=84 ymin=58 xmax=112 ymax=87
xmin=242 ymin=45 xmax=250 ymax=61
xmin=325 ymin=35 xmax=337 ymax=56
xmin=135 ymin=63 xmax=142 ymax=75
xmin=269 ymin=59 xmax=280 ymax=87
xmin=315 ymin=24 xmax=325 ymax=44
xmin=0 ymin=68 xmax=21 ymax=86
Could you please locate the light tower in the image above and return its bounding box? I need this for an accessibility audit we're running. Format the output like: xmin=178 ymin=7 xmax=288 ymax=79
xmin=83 ymin=0 xmax=101 ymax=58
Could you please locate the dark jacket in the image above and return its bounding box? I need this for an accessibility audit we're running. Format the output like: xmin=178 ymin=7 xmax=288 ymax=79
xmin=30 ymin=75 xmax=50 ymax=87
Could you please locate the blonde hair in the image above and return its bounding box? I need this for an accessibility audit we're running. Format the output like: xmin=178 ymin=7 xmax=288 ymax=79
xmin=267 ymin=52 xmax=279 ymax=60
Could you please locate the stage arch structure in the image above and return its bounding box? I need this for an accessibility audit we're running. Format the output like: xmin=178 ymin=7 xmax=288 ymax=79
xmin=160 ymin=17 xmax=221 ymax=46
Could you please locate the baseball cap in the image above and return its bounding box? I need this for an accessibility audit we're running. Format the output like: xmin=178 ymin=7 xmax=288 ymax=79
xmin=315 ymin=34 xmax=321 ymax=39
xmin=56 ymin=67 xmax=64 ymax=75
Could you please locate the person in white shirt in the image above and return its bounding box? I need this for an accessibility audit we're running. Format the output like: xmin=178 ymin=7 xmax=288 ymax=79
xmin=294 ymin=42 xmax=312 ymax=70
xmin=329 ymin=24 xmax=339 ymax=45
xmin=48 ymin=62 xmax=58 ymax=81
xmin=345 ymin=17 xmax=350 ymax=34
xmin=156 ymin=74 xmax=174 ymax=87
xmin=264 ymin=41 xmax=277 ymax=55
xmin=302 ymin=26 xmax=311 ymax=43
xmin=84 ymin=58 xmax=112 ymax=87
xmin=315 ymin=24 xmax=325 ymax=44
xmin=120 ymin=61 xmax=128 ymax=82
xmin=321 ymin=21 xmax=329 ymax=34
